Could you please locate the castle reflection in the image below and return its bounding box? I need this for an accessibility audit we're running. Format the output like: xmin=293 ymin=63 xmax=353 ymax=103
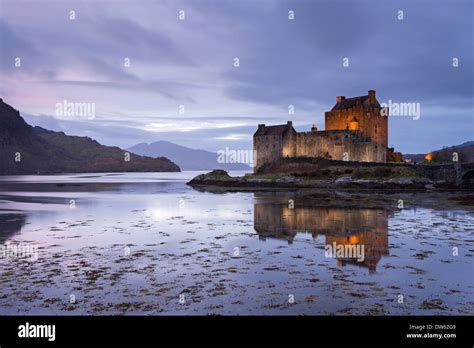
xmin=254 ymin=199 xmax=389 ymax=273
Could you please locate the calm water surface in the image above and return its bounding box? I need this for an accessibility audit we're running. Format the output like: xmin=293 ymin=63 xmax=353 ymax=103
xmin=0 ymin=172 xmax=473 ymax=315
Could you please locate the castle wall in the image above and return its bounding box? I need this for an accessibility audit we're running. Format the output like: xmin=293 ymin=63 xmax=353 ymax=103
xmin=294 ymin=131 xmax=386 ymax=162
xmin=282 ymin=130 xmax=296 ymax=158
xmin=325 ymin=105 xmax=388 ymax=147
xmin=254 ymin=130 xmax=386 ymax=171
xmin=254 ymin=134 xmax=284 ymax=170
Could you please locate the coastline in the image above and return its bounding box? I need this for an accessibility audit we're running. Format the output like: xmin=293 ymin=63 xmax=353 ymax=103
xmin=187 ymin=168 xmax=474 ymax=192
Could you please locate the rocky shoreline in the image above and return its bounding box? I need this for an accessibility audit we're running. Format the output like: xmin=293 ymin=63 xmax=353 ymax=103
xmin=187 ymin=169 xmax=461 ymax=191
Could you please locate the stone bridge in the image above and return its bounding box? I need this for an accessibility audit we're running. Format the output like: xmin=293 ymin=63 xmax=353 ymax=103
xmin=415 ymin=162 xmax=474 ymax=188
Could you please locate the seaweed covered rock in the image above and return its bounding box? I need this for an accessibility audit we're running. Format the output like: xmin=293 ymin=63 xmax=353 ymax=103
xmin=188 ymin=170 xmax=232 ymax=185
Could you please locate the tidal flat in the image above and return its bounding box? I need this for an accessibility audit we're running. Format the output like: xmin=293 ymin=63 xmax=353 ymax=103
xmin=0 ymin=172 xmax=473 ymax=315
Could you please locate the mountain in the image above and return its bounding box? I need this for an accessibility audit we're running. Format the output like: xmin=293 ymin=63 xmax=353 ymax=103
xmin=0 ymin=99 xmax=180 ymax=174
xmin=128 ymin=141 xmax=252 ymax=171
xmin=404 ymin=141 xmax=474 ymax=163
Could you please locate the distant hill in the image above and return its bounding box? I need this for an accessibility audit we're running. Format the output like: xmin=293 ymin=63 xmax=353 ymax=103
xmin=128 ymin=141 xmax=252 ymax=171
xmin=404 ymin=141 xmax=474 ymax=163
xmin=0 ymin=99 xmax=180 ymax=174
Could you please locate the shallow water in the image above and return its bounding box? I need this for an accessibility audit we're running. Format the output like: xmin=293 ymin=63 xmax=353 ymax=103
xmin=0 ymin=172 xmax=473 ymax=315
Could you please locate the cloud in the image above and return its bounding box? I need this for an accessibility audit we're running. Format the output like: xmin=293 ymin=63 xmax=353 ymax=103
xmin=1 ymin=0 xmax=472 ymax=153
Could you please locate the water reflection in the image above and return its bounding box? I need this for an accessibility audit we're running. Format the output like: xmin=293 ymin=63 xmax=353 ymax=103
xmin=0 ymin=214 xmax=27 ymax=241
xmin=0 ymin=174 xmax=472 ymax=315
xmin=254 ymin=201 xmax=389 ymax=273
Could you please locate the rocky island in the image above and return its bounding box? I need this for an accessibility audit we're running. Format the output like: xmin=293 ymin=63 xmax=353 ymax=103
xmin=187 ymin=159 xmax=474 ymax=191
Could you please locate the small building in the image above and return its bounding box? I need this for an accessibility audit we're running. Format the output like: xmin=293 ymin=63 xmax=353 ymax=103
xmin=253 ymin=90 xmax=388 ymax=171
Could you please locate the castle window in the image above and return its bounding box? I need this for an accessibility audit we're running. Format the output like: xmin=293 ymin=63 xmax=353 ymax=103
xmin=273 ymin=144 xmax=276 ymax=149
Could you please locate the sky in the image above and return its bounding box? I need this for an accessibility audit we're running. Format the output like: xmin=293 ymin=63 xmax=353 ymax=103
xmin=0 ymin=0 xmax=472 ymax=154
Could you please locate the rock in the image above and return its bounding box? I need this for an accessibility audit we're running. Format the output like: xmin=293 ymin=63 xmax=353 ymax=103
xmin=244 ymin=178 xmax=272 ymax=184
xmin=386 ymin=177 xmax=431 ymax=185
xmin=419 ymin=299 xmax=447 ymax=310
xmin=335 ymin=176 xmax=371 ymax=187
xmin=335 ymin=176 xmax=353 ymax=184
xmin=334 ymin=175 xmax=433 ymax=189
xmin=188 ymin=170 xmax=435 ymax=191
xmin=188 ymin=170 xmax=232 ymax=185
xmin=385 ymin=177 xmax=433 ymax=189
xmin=275 ymin=176 xmax=299 ymax=183
xmin=188 ymin=171 xmax=300 ymax=187
xmin=205 ymin=169 xmax=230 ymax=178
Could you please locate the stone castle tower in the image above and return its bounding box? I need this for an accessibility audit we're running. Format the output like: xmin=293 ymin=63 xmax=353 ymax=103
xmin=325 ymin=90 xmax=387 ymax=147
xmin=253 ymin=90 xmax=388 ymax=171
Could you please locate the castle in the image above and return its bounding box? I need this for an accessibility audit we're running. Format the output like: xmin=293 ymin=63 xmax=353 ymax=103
xmin=253 ymin=90 xmax=388 ymax=171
